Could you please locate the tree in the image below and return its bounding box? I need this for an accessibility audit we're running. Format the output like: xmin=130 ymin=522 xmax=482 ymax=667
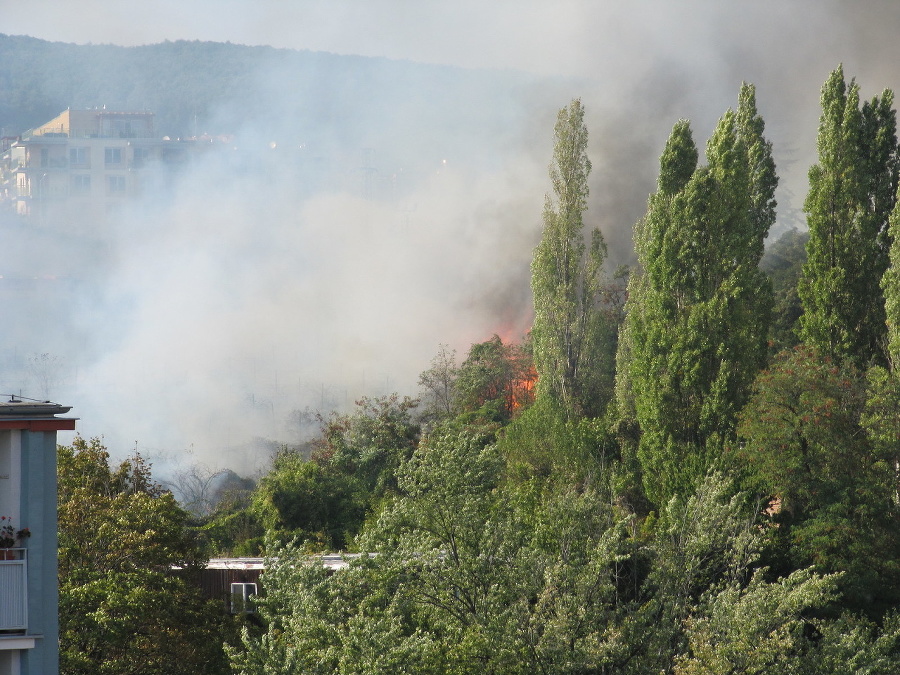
xmin=602 ymin=472 xmax=852 ymax=674
xmin=316 ymin=394 xmax=421 ymax=501
xmin=883 ymin=181 xmax=900 ymax=366
xmin=453 ymin=335 xmax=535 ymax=425
xmin=58 ymin=437 xmax=229 ymax=675
xmin=674 ymin=567 xmax=840 ymax=674
xmin=251 ymin=448 xmax=365 ymax=551
xmin=614 ymin=118 xmax=698 ymax=427
xmin=760 ymin=227 xmax=809 ymax=352
xmin=736 ymin=347 xmax=900 ymax=614
xmin=862 ymin=180 xmax=900 ymax=523
xmin=230 ymin=433 xmax=878 ymax=674
xmin=233 ymin=427 xmax=520 ymax=674
xmin=798 ymin=65 xmax=899 ymax=367
xmin=417 ymin=344 xmax=459 ymax=427
xmin=736 ymin=83 xmax=779 ymax=258
xmin=165 ymin=462 xmax=229 ymax=518
xmin=417 ymin=337 xmax=536 ymax=432
xmin=531 ymin=98 xmax=615 ymax=419
xmin=619 ymin=85 xmax=776 ymax=506
xmin=251 ymin=395 xmax=421 ymax=550
xmin=235 ymin=426 xmax=637 ymax=674
xmin=796 ymin=612 xmax=900 ymax=674
xmin=27 ymin=352 xmax=65 ymax=399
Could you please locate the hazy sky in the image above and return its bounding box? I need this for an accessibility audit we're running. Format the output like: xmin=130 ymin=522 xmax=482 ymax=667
xmin=8 ymin=1 xmax=689 ymax=75
xmin=4 ymin=1 xmax=896 ymax=80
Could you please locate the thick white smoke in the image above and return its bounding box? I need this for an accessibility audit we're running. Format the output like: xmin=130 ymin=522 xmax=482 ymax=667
xmin=41 ymin=110 xmax=546 ymax=473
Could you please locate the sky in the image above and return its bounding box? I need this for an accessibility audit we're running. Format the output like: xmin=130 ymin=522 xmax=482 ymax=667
xmin=3 ymin=1 xmax=897 ymax=80
xmin=3 ymin=0 xmax=900 ymax=476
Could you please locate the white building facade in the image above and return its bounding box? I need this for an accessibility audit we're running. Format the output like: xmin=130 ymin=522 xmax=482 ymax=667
xmin=0 ymin=109 xmax=194 ymax=228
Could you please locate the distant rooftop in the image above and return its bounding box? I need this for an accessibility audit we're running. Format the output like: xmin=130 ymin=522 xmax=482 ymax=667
xmin=25 ymin=109 xmax=156 ymax=140
xmin=206 ymin=554 xmax=367 ymax=572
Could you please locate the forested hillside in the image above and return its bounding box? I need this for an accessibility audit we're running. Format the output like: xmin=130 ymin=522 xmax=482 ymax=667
xmin=0 ymin=33 xmax=536 ymax=171
xmin=54 ymin=65 xmax=900 ymax=673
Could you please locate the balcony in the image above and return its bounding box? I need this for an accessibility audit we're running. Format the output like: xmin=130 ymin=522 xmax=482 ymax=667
xmin=0 ymin=549 xmax=27 ymax=631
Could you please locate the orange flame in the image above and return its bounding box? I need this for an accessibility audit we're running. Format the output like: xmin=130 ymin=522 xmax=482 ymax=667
xmin=508 ymin=365 xmax=538 ymax=414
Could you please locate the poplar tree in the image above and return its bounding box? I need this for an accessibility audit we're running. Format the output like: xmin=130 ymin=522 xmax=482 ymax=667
xmin=862 ymin=183 xmax=900 ymax=517
xmin=531 ymin=99 xmax=613 ymax=419
xmin=614 ymin=119 xmax=698 ymax=425
xmin=619 ymin=85 xmax=776 ymax=506
xmin=882 ymin=184 xmax=900 ymax=367
xmin=798 ymin=65 xmax=899 ymax=367
xmin=737 ymin=83 xmax=779 ymax=259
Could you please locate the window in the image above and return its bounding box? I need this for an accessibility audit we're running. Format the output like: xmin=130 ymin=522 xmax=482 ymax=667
xmin=107 ymin=175 xmax=126 ymax=193
xmin=69 ymin=147 xmax=89 ymax=166
xmin=230 ymin=583 xmax=257 ymax=614
xmin=112 ymin=120 xmax=134 ymax=138
xmin=104 ymin=147 xmax=122 ymax=166
xmin=132 ymin=147 xmax=150 ymax=168
xmin=72 ymin=175 xmax=91 ymax=192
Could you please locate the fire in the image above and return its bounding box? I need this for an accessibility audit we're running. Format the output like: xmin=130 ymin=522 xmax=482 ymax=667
xmin=463 ymin=331 xmax=537 ymax=419
xmin=508 ymin=365 xmax=538 ymax=414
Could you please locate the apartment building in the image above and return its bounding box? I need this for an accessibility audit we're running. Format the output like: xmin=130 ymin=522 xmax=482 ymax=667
xmin=0 ymin=109 xmax=194 ymax=226
xmin=0 ymin=399 xmax=75 ymax=675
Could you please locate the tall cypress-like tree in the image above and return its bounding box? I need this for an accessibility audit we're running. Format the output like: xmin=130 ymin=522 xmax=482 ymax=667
xmin=798 ymin=65 xmax=899 ymax=367
xmin=619 ymin=85 xmax=776 ymax=506
xmin=614 ymin=119 xmax=698 ymax=425
xmin=863 ymin=181 xmax=900 ymax=516
xmin=531 ymin=99 xmax=613 ymax=419
xmin=737 ymin=83 xmax=779 ymax=260
xmin=885 ymin=191 xmax=900 ymax=366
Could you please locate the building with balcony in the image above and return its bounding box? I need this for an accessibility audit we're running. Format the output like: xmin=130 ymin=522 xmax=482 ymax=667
xmin=0 ymin=399 xmax=76 ymax=675
xmin=0 ymin=109 xmax=196 ymax=227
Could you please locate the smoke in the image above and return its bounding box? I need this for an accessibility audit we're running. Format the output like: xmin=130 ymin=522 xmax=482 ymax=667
xmin=4 ymin=1 xmax=900 ymax=473
xmin=69 ymin=155 xmax=544 ymax=473
xmin=0 ymin=59 xmax=550 ymax=474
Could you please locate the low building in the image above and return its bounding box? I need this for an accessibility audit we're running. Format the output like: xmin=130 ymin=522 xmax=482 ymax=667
xmin=200 ymin=555 xmax=362 ymax=614
xmin=202 ymin=558 xmax=264 ymax=614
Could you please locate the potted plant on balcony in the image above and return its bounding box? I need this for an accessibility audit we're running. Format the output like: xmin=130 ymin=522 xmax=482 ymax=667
xmin=0 ymin=517 xmax=28 ymax=559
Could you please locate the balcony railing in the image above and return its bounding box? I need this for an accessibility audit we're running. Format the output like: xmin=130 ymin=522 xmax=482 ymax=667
xmin=0 ymin=549 xmax=27 ymax=631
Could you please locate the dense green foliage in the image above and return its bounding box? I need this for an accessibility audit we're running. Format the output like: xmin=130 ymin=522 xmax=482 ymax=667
xmin=760 ymin=227 xmax=809 ymax=352
xmin=884 ymin=179 xmax=900 ymax=366
xmin=798 ymin=65 xmax=900 ymax=367
xmin=736 ymin=347 xmax=900 ymax=614
xmin=58 ymin=437 xmax=230 ymax=675
xmin=531 ymin=99 xmax=616 ymax=419
xmin=234 ymin=461 xmax=874 ymax=674
xmin=618 ymin=85 xmax=776 ymax=507
xmin=249 ymin=395 xmax=420 ymax=551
